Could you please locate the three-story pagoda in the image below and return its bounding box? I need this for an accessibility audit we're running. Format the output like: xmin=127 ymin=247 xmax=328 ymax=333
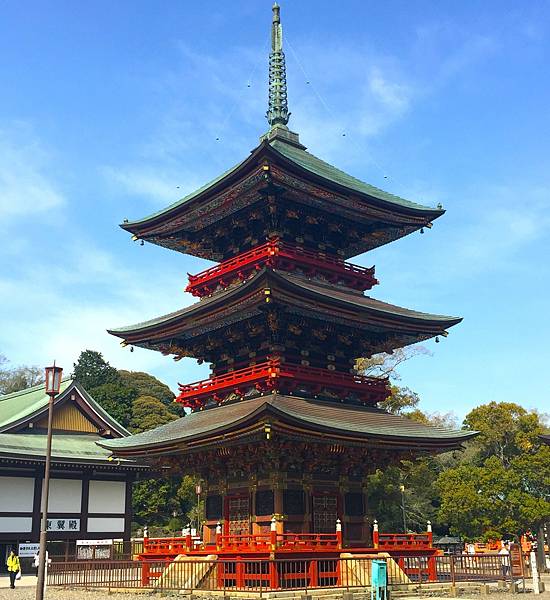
xmin=100 ymin=4 xmax=474 ymax=555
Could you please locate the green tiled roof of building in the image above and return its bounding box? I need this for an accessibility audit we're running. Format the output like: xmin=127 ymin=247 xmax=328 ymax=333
xmin=0 ymin=432 xmax=118 ymax=463
xmin=0 ymin=379 xmax=129 ymax=436
xmin=0 ymin=379 xmax=72 ymax=431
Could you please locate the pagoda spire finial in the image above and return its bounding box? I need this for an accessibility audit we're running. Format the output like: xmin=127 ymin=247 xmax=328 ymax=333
xmin=267 ymin=2 xmax=290 ymax=128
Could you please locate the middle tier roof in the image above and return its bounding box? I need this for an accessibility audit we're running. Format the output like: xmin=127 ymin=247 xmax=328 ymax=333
xmin=108 ymin=269 xmax=461 ymax=361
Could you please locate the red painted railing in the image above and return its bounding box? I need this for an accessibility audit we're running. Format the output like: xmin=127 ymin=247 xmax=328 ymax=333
xmin=185 ymin=239 xmax=377 ymax=296
xmin=377 ymin=532 xmax=433 ymax=550
xmin=142 ymin=531 xmax=341 ymax=557
xmin=176 ymin=359 xmax=389 ymax=408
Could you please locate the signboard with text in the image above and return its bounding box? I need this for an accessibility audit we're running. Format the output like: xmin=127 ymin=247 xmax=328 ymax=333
xmin=46 ymin=518 xmax=80 ymax=532
xmin=18 ymin=543 xmax=40 ymax=557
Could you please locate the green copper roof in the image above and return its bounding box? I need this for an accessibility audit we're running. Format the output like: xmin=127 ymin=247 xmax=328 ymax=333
xmin=0 ymin=432 xmax=115 ymax=463
xmin=122 ymin=138 xmax=440 ymax=231
xmin=0 ymin=379 xmax=72 ymax=431
xmin=0 ymin=379 xmax=129 ymax=436
xmin=268 ymin=138 xmax=434 ymax=211
xmin=108 ymin=268 xmax=460 ymax=339
xmin=99 ymin=394 xmax=476 ymax=454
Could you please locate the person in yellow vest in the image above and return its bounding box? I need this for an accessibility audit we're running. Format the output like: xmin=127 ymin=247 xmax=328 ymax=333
xmin=6 ymin=549 xmax=21 ymax=589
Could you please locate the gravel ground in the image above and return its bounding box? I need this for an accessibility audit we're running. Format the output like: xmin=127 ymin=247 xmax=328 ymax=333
xmin=1 ymin=588 xmax=548 ymax=600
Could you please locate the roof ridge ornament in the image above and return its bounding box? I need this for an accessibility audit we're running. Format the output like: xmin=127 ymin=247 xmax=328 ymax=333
xmin=267 ymin=3 xmax=289 ymax=128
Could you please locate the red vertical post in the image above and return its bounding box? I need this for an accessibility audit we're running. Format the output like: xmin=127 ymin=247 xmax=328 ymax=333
xmin=309 ymin=559 xmax=319 ymax=587
xmin=141 ymin=562 xmax=150 ymax=587
xmin=216 ymin=521 xmax=222 ymax=551
xmin=336 ymin=518 xmax=343 ymax=549
xmin=270 ymin=516 xmax=277 ymax=551
xmin=269 ymin=559 xmax=278 ymax=589
xmin=373 ymin=519 xmax=379 ymax=549
xmin=236 ymin=557 xmax=244 ymax=589
xmin=427 ymin=555 xmax=437 ymax=582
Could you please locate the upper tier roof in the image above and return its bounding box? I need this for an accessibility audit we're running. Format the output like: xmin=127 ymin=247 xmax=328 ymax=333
xmin=120 ymin=130 xmax=444 ymax=260
xmin=97 ymin=393 xmax=476 ymax=456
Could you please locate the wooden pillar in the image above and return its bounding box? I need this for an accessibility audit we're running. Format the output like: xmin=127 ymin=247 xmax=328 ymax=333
xmin=81 ymin=473 xmax=90 ymax=536
xmin=250 ymin=483 xmax=257 ymax=534
xmin=303 ymin=482 xmax=312 ymax=533
xmin=124 ymin=477 xmax=133 ymax=542
xmin=32 ymin=467 xmax=43 ymax=541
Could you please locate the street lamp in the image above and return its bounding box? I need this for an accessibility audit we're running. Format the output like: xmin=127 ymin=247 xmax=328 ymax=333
xmin=36 ymin=363 xmax=63 ymax=600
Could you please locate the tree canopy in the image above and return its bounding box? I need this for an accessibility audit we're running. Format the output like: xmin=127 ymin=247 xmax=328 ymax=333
xmin=0 ymin=353 xmax=44 ymax=395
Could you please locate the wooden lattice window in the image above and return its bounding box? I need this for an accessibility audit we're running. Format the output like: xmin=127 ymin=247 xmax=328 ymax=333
xmin=228 ymin=496 xmax=250 ymax=535
xmin=313 ymin=495 xmax=338 ymax=533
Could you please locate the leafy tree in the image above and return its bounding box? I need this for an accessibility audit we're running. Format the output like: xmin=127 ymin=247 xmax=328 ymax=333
xmin=380 ymin=385 xmax=420 ymax=415
xmin=0 ymin=354 xmax=44 ymax=394
xmin=119 ymin=371 xmax=175 ymax=406
xmin=130 ymin=395 xmax=178 ymax=433
xmin=90 ymin=382 xmax=137 ymax=427
xmin=73 ymin=350 xmax=118 ymax=390
xmin=437 ymin=404 xmax=550 ymax=544
xmin=119 ymin=370 xmax=182 ymax=417
xmin=356 ymin=346 xmax=431 ymax=380
xmin=464 ymin=402 xmax=544 ymax=466
xmin=132 ymin=475 xmax=200 ymax=531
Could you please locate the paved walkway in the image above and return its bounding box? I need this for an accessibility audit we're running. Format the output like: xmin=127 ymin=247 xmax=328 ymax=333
xmin=0 ymin=574 xmax=35 ymax=589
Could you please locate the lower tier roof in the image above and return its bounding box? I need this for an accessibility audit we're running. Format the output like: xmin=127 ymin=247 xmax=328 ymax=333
xmin=97 ymin=394 xmax=476 ymax=457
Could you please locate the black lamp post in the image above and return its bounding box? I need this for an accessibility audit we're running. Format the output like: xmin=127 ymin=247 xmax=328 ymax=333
xmin=36 ymin=363 xmax=62 ymax=600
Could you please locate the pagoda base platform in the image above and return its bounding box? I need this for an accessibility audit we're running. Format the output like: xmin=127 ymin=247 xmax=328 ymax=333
xmin=138 ymin=533 xmax=441 ymax=588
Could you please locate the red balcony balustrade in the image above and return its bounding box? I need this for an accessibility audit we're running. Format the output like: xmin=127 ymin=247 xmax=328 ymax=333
xmin=176 ymin=359 xmax=389 ymax=409
xmin=185 ymin=239 xmax=377 ymax=297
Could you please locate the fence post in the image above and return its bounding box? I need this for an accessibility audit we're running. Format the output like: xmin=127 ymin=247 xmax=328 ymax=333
xmin=450 ymin=554 xmax=456 ymax=587
xmin=216 ymin=522 xmax=222 ymax=551
xmin=309 ymin=559 xmax=318 ymax=588
xmin=336 ymin=519 xmax=343 ymax=549
xmin=373 ymin=519 xmax=379 ymax=549
xmin=270 ymin=517 xmax=277 ymax=551
xmin=427 ymin=555 xmax=437 ymax=582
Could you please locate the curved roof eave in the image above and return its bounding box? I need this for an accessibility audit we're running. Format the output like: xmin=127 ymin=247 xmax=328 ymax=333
xmin=97 ymin=395 xmax=477 ymax=455
xmin=119 ymin=138 xmax=443 ymax=235
xmin=107 ymin=268 xmax=461 ymax=341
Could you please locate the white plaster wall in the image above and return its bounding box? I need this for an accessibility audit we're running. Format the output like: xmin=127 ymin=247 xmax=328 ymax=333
xmin=88 ymin=480 xmax=126 ymax=514
xmin=0 ymin=516 xmax=32 ymax=533
xmin=0 ymin=477 xmax=34 ymax=512
xmin=87 ymin=517 xmax=125 ymax=533
xmin=48 ymin=479 xmax=82 ymax=512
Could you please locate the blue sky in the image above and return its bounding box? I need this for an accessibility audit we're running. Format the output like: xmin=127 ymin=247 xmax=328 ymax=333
xmin=1 ymin=1 xmax=549 ymax=422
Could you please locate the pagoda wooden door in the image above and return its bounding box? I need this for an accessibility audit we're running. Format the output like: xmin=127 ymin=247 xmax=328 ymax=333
xmin=313 ymin=495 xmax=338 ymax=533
xmin=227 ymin=496 xmax=250 ymax=535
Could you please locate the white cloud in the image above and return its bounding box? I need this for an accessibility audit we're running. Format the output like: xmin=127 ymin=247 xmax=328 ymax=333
xmin=0 ymin=124 xmax=65 ymax=220
xmin=102 ymin=166 xmax=184 ymax=205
